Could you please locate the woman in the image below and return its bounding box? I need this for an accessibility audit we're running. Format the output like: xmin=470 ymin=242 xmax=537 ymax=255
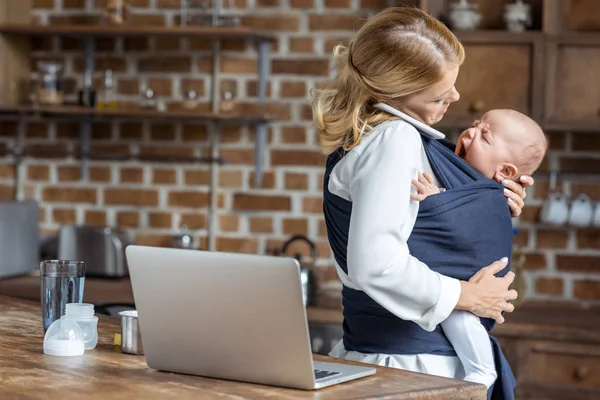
xmin=312 ymin=6 xmax=532 ymax=399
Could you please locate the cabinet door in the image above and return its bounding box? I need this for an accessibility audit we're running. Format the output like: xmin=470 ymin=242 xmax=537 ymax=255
xmin=445 ymin=44 xmax=533 ymax=124
xmin=549 ymin=44 xmax=600 ymax=123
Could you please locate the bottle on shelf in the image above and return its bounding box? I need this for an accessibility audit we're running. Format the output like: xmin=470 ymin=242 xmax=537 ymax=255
xmin=97 ymin=70 xmax=117 ymax=110
xmin=77 ymin=68 xmax=97 ymax=108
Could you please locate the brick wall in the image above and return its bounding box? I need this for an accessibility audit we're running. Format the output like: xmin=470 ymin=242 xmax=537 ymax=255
xmin=0 ymin=0 xmax=598 ymax=306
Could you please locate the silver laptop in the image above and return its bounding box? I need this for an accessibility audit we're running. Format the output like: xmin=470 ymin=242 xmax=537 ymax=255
xmin=125 ymin=245 xmax=376 ymax=390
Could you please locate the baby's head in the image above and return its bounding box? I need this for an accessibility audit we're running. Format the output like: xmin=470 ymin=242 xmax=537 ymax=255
xmin=455 ymin=109 xmax=547 ymax=181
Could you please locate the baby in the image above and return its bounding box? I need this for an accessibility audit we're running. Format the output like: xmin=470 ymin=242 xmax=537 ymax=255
xmin=411 ymin=109 xmax=547 ymax=388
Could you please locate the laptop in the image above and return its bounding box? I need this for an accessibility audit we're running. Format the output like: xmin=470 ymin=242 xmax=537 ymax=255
xmin=125 ymin=245 xmax=376 ymax=390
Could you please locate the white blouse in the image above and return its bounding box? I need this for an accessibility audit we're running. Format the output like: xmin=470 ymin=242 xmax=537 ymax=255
xmin=327 ymin=104 xmax=465 ymax=379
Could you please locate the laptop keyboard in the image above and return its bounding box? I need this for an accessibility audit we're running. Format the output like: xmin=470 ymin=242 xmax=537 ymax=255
xmin=314 ymin=369 xmax=342 ymax=380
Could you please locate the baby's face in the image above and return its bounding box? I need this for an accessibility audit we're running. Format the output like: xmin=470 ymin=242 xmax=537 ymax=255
xmin=455 ymin=111 xmax=516 ymax=179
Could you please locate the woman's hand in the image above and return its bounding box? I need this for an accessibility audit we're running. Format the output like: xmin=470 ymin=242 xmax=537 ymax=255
xmin=456 ymin=258 xmax=518 ymax=324
xmin=502 ymin=175 xmax=534 ymax=217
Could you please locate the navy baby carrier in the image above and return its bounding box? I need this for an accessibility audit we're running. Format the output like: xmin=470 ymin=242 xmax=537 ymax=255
xmin=323 ymin=133 xmax=516 ymax=400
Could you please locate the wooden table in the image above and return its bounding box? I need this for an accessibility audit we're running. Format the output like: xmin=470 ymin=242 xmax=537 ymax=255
xmin=0 ymin=295 xmax=486 ymax=399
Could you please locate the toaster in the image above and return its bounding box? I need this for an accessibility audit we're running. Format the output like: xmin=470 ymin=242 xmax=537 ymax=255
xmin=58 ymin=225 xmax=130 ymax=278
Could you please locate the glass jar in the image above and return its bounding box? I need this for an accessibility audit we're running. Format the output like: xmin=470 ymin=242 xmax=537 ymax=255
xmin=37 ymin=61 xmax=64 ymax=106
xmin=219 ymin=80 xmax=237 ymax=113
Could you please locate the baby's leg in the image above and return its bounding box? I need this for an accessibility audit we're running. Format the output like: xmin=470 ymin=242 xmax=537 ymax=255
xmin=441 ymin=310 xmax=497 ymax=388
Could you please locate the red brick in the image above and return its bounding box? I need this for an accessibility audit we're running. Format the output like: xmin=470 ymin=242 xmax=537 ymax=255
xmin=135 ymin=234 xmax=173 ymax=248
xmin=104 ymin=189 xmax=158 ymax=206
xmin=285 ymin=172 xmax=308 ymax=190
xmin=0 ymin=165 xmax=14 ymax=178
xmin=220 ymin=149 xmax=254 ymax=165
xmin=537 ymin=229 xmax=569 ymax=248
xmin=152 ymin=168 xmax=177 ymax=184
xmin=280 ymin=81 xmax=307 ymax=98
xmin=547 ymin=132 xmax=566 ymax=150
xmin=180 ymin=79 xmax=206 ymax=97
xmin=574 ymin=280 xmax=600 ymax=300
xmin=138 ymin=56 xmax=192 ymax=73
xmin=0 ymin=185 xmax=14 ymax=200
xmin=283 ymin=218 xmax=308 ymax=235
xmin=57 ymin=166 xmax=81 ymax=182
xmin=535 ymin=277 xmax=564 ymax=296
xmin=577 ymin=229 xmax=600 ymax=249
xmin=216 ymin=237 xmax=258 ymax=253
xmin=155 ymin=37 xmax=180 ymax=51
xmin=289 ymin=37 xmax=314 ymax=53
xmin=117 ymin=211 xmax=139 ymax=228
xmin=513 ymin=228 xmax=529 ymax=246
xmin=309 ymin=14 xmax=367 ymax=31
xmin=184 ymin=170 xmax=209 ymax=185
xmin=240 ymin=14 xmax=300 ymax=31
xmin=28 ymin=165 xmax=50 ymax=181
xmin=182 ymin=125 xmax=208 ymax=142
xmin=149 ymin=212 xmax=172 ymax=228
xmin=571 ymin=182 xmax=600 ymax=200
xmin=271 ymin=59 xmax=330 ymax=76
xmin=43 ymin=187 xmax=97 ymax=204
xmin=220 ymin=215 xmax=240 ymax=232
xmin=147 ymin=78 xmax=172 ymax=97
xmin=120 ymin=168 xmax=144 ymax=183
xmin=360 ymin=0 xmax=391 ymax=9
xmin=325 ymin=0 xmax=351 ymax=7
xmin=220 ymin=170 xmax=244 ymax=188
xmin=62 ymin=0 xmax=85 ymax=8
xmin=85 ymin=210 xmax=106 ymax=226
xmin=281 ymin=126 xmax=307 ymax=144
xmin=246 ymin=81 xmax=272 ymax=98
xmin=300 ymin=104 xmax=313 ymax=120
xmin=249 ymin=217 xmax=273 ymax=233
xmin=168 ymin=191 xmax=210 ymax=208
xmin=303 ymin=197 xmax=323 ymax=213
xmin=233 ymin=194 xmax=291 ymax=211
xmin=221 ymin=56 xmax=257 ymax=74
xmin=73 ymin=56 xmax=127 ymax=73
xmin=248 ymin=171 xmax=276 ymax=189
xmin=89 ymin=166 xmax=111 ymax=183
xmin=290 ymin=0 xmax=313 ymax=7
xmin=532 ymin=179 xmax=564 ymax=200
xmin=180 ymin=213 xmax=207 ymax=230
xmin=519 ymin=205 xmax=541 ymax=223
xmin=53 ymin=209 xmax=76 ymax=224
xmin=271 ymin=150 xmax=326 ymax=166
xmin=522 ymin=252 xmax=547 ymax=270
xmin=557 ymin=254 xmax=600 ymax=273
xmin=318 ymin=219 xmax=328 ymax=237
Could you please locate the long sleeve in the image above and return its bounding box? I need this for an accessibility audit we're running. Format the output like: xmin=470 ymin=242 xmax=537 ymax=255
xmin=332 ymin=122 xmax=461 ymax=332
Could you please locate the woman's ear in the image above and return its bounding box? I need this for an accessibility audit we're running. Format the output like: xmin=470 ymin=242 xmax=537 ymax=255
xmin=494 ymin=163 xmax=518 ymax=181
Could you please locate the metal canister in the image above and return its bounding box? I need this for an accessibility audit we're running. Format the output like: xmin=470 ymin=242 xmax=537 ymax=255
xmin=118 ymin=310 xmax=144 ymax=355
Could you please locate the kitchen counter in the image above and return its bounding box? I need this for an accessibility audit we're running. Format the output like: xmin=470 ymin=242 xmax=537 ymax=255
xmin=0 ymin=295 xmax=486 ymax=400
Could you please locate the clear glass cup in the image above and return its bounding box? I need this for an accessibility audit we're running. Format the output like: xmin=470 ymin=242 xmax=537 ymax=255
xmin=40 ymin=260 xmax=86 ymax=332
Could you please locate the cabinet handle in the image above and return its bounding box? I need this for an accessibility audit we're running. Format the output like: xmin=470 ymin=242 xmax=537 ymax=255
xmin=469 ymin=100 xmax=485 ymax=113
xmin=573 ymin=365 xmax=589 ymax=381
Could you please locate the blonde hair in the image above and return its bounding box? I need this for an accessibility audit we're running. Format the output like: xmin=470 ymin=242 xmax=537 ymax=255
xmin=311 ymin=7 xmax=465 ymax=154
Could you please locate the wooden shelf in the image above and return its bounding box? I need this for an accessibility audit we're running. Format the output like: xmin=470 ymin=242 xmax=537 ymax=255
xmin=0 ymin=105 xmax=272 ymax=124
xmin=0 ymin=24 xmax=276 ymax=42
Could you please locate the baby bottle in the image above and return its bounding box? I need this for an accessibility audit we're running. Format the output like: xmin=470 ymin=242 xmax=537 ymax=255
xmin=63 ymin=303 xmax=99 ymax=350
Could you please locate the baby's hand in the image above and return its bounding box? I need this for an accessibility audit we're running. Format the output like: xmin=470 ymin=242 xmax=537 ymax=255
xmin=411 ymin=171 xmax=441 ymax=201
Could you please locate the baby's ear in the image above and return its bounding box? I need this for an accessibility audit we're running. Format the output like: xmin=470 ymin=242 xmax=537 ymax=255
xmin=494 ymin=163 xmax=518 ymax=181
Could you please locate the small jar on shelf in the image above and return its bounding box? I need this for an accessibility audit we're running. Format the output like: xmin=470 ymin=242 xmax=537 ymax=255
xmin=140 ymin=88 xmax=157 ymax=110
xmin=36 ymin=61 xmax=64 ymax=106
xmin=219 ymin=81 xmax=237 ymax=113
xmin=183 ymin=90 xmax=199 ymax=110
xmin=77 ymin=69 xmax=96 ymax=108
xmin=97 ymin=70 xmax=118 ymax=110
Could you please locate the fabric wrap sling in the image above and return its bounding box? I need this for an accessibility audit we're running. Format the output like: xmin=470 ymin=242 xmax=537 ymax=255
xmin=323 ymin=135 xmax=516 ymax=400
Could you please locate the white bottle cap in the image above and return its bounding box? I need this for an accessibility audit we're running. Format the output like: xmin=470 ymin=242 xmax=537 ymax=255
xmin=43 ymin=317 xmax=85 ymax=356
